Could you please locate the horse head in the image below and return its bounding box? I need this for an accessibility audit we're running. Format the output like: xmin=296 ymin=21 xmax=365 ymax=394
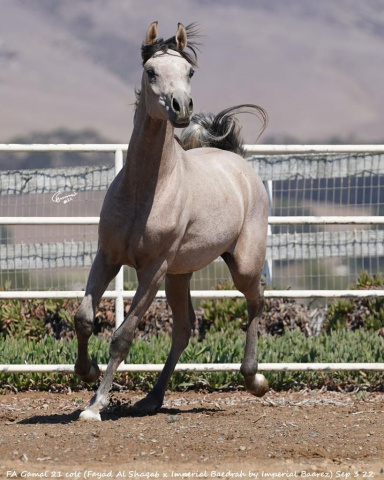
xmin=140 ymin=22 xmax=198 ymax=127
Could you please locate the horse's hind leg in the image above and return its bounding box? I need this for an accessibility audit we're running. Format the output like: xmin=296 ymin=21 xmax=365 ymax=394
xmin=133 ymin=273 xmax=194 ymax=414
xmin=222 ymin=252 xmax=269 ymax=397
xmin=74 ymin=250 xmax=120 ymax=382
xmin=241 ymin=275 xmax=269 ymax=397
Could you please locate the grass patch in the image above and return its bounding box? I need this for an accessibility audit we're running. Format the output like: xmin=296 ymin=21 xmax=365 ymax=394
xmin=1 ymin=326 xmax=383 ymax=393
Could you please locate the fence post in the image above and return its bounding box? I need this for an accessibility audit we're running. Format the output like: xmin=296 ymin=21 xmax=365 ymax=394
xmin=114 ymin=149 xmax=125 ymax=329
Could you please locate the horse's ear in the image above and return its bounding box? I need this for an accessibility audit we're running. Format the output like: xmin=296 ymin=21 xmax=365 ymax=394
xmin=145 ymin=21 xmax=158 ymax=45
xmin=175 ymin=23 xmax=187 ymax=51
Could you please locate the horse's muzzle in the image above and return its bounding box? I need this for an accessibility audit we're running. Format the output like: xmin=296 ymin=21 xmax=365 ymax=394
xmin=169 ymin=94 xmax=193 ymax=127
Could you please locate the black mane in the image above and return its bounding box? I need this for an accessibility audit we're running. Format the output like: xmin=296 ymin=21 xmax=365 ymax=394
xmin=141 ymin=23 xmax=200 ymax=67
xmin=178 ymin=105 xmax=269 ymax=155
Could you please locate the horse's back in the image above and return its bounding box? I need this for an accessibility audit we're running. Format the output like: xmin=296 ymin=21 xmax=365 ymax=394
xmin=184 ymin=147 xmax=267 ymax=212
xmin=185 ymin=147 xmax=260 ymax=178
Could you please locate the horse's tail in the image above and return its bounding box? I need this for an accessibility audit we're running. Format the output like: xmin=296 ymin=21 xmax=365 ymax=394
xmin=178 ymin=104 xmax=268 ymax=156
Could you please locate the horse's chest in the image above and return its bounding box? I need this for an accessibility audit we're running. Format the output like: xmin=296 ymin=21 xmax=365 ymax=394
xmin=136 ymin=215 xmax=178 ymax=247
xmin=101 ymin=203 xmax=183 ymax=265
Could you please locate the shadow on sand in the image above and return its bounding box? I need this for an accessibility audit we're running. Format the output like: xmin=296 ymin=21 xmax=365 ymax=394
xmin=17 ymin=405 xmax=220 ymax=424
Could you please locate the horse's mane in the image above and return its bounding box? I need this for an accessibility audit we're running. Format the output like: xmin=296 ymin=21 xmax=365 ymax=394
xmin=141 ymin=23 xmax=200 ymax=67
xmin=178 ymin=105 xmax=268 ymax=156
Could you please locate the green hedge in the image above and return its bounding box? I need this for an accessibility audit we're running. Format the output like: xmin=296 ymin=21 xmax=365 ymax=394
xmin=1 ymin=326 xmax=383 ymax=392
xmin=325 ymin=271 xmax=384 ymax=332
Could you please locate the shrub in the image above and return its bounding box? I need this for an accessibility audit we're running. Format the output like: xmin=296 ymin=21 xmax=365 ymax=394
xmin=0 ymin=290 xmax=176 ymax=341
xmin=325 ymin=271 xmax=384 ymax=333
xmin=1 ymin=325 xmax=383 ymax=393
xmin=201 ymin=281 xmax=316 ymax=337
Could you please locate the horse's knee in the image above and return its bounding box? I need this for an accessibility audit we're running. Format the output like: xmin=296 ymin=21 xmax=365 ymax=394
xmin=75 ymin=299 xmax=94 ymax=338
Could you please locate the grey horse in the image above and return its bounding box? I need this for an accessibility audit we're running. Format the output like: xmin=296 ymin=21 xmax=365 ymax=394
xmin=74 ymin=22 xmax=269 ymax=421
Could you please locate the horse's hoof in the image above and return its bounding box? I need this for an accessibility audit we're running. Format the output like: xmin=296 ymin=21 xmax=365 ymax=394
xmin=131 ymin=395 xmax=162 ymax=415
xmin=245 ymin=373 xmax=269 ymax=398
xmin=75 ymin=361 xmax=101 ymax=383
xmin=79 ymin=409 xmax=101 ymax=422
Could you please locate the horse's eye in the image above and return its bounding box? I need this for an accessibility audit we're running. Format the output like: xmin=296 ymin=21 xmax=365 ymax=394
xmin=189 ymin=68 xmax=195 ymax=79
xmin=146 ymin=68 xmax=156 ymax=81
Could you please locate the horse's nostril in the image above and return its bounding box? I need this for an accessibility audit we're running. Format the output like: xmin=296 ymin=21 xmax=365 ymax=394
xmin=188 ymin=98 xmax=193 ymax=112
xmin=172 ymin=98 xmax=181 ymax=113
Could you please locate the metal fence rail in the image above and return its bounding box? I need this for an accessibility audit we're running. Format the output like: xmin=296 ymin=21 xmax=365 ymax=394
xmin=1 ymin=363 xmax=384 ymax=373
xmin=1 ymin=144 xmax=384 ymax=374
xmin=3 ymin=145 xmax=384 ymax=288
xmin=2 ymin=289 xmax=384 ymax=300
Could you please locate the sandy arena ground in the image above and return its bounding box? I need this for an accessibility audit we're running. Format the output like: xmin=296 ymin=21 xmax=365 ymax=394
xmin=0 ymin=389 xmax=383 ymax=479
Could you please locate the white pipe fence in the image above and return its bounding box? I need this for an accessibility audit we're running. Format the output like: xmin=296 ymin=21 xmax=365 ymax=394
xmin=1 ymin=144 xmax=384 ymax=374
xmin=1 ymin=363 xmax=384 ymax=373
xmin=1 ymin=144 xmax=384 ymax=153
xmin=2 ymin=216 xmax=384 ymax=225
xmin=2 ymin=289 xmax=384 ymax=300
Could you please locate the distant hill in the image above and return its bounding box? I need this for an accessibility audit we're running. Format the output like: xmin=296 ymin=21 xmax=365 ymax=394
xmin=1 ymin=0 xmax=384 ymax=152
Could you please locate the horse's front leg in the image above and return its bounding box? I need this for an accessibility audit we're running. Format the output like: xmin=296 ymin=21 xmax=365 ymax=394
xmin=132 ymin=273 xmax=194 ymax=414
xmin=79 ymin=261 xmax=167 ymax=421
xmin=74 ymin=251 xmax=120 ymax=382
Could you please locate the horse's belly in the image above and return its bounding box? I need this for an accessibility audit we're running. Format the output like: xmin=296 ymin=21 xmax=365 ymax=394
xmin=168 ymin=225 xmax=239 ymax=274
xmin=168 ymin=249 xmax=218 ymax=273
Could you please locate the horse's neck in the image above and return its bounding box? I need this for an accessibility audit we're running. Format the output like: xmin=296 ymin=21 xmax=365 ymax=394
xmin=122 ymin=101 xmax=178 ymax=196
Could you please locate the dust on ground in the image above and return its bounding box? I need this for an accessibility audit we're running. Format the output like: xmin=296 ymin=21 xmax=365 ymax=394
xmin=0 ymin=389 xmax=383 ymax=478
